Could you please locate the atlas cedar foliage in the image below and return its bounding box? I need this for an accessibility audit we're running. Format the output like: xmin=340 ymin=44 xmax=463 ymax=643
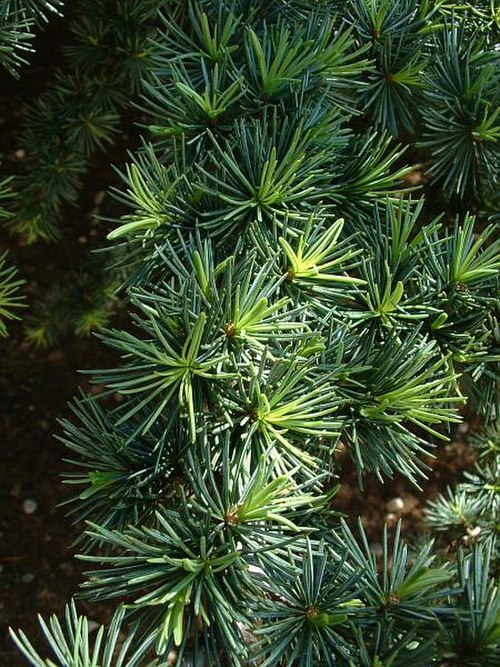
xmin=1 ymin=0 xmax=498 ymax=344
xmin=1 ymin=0 xmax=177 ymax=343
xmin=0 ymin=2 xmax=51 ymax=332
xmin=5 ymin=0 xmax=500 ymax=665
xmin=0 ymin=0 xmax=63 ymax=75
xmin=426 ymin=420 xmax=500 ymax=565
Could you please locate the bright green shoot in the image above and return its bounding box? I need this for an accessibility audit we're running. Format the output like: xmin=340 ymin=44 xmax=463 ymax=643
xmin=279 ymin=218 xmax=366 ymax=285
xmin=449 ymin=217 xmax=500 ymax=286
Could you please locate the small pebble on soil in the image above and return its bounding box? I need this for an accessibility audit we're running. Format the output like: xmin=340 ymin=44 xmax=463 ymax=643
xmin=385 ymin=497 xmax=404 ymax=513
xmin=22 ymin=499 xmax=38 ymax=515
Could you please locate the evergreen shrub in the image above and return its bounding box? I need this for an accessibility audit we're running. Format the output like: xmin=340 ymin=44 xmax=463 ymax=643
xmin=5 ymin=1 xmax=500 ymax=665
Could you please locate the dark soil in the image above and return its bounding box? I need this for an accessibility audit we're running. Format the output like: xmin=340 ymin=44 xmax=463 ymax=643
xmin=0 ymin=333 xmax=116 ymax=665
xmin=0 ymin=13 xmax=482 ymax=667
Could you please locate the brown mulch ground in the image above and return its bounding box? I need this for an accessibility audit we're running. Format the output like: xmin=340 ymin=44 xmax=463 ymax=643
xmin=0 ymin=334 xmax=115 ymax=665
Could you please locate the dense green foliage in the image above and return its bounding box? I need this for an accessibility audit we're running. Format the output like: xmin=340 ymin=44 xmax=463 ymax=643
xmin=3 ymin=0 xmax=178 ymax=342
xmin=2 ymin=0 xmax=499 ymax=344
xmin=0 ymin=246 xmax=24 ymax=335
xmin=10 ymin=0 xmax=161 ymax=243
xmin=4 ymin=0 xmax=500 ymax=665
xmin=427 ymin=420 xmax=500 ymax=568
xmin=0 ymin=0 xmax=64 ymax=75
xmin=0 ymin=174 xmax=24 ymax=334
